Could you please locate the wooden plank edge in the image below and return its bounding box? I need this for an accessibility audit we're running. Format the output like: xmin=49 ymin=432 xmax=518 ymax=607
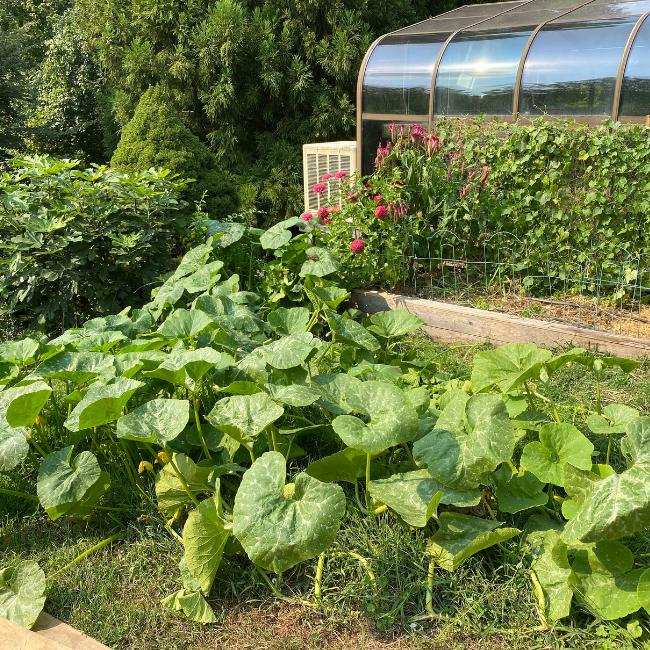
xmin=352 ymin=290 xmax=650 ymax=359
xmin=0 ymin=612 xmax=112 ymax=650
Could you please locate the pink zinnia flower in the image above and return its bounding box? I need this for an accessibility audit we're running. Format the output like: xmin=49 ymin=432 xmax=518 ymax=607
xmin=302 ymin=213 xmax=313 ymax=222
xmin=373 ymin=194 xmax=383 ymax=203
xmin=322 ymin=173 xmax=332 ymax=181
xmin=313 ymin=183 xmax=326 ymax=193
xmin=327 ymin=205 xmax=340 ymax=213
xmin=323 ymin=217 xmax=332 ymax=225
xmin=375 ymin=205 xmax=387 ymax=220
xmin=346 ymin=192 xmax=358 ymax=203
xmin=317 ymin=207 xmax=328 ymax=220
xmin=351 ymin=239 xmax=365 ymax=253
xmin=334 ymin=170 xmax=347 ymax=180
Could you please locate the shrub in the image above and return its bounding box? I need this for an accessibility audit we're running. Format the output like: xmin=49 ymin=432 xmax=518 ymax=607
xmin=110 ymin=85 xmax=239 ymax=219
xmin=0 ymin=155 xmax=194 ymax=328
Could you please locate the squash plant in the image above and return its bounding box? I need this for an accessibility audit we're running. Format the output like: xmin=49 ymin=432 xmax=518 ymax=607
xmin=1 ymin=221 xmax=650 ymax=632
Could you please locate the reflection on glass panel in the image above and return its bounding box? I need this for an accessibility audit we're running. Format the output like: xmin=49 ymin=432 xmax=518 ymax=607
xmin=363 ymin=35 xmax=446 ymax=114
xmin=554 ymin=0 xmax=650 ymax=19
xmin=361 ymin=120 xmax=427 ymax=176
xmin=519 ymin=18 xmax=638 ymax=116
xmin=393 ymin=2 xmax=526 ymax=34
xmin=435 ymin=28 xmax=533 ymax=115
xmin=619 ymin=17 xmax=650 ymax=116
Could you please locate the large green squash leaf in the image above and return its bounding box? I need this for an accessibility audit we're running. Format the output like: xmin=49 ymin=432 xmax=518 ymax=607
xmin=0 ymin=338 xmax=41 ymax=367
xmin=64 ymin=378 xmax=142 ymax=432
xmin=494 ymin=465 xmax=548 ymax=514
xmin=183 ymin=495 xmax=232 ymax=595
xmin=157 ymin=309 xmax=216 ymax=340
xmin=161 ymin=588 xmax=217 ymax=623
xmin=561 ymin=463 xmax=615 ymax=519
xmin=520 ymin=423 xmax=593 ymax=486
xmin=413 ymin=394 xmax=514 ymax=490
xmin=263 ymin=384 xmax=321 ymax=407
xmin=0 ymin=381 xmax=51 ymax=427
xmin=568 ymin=540 xmax=643 ymax=620
xmin=117 ymin=399 xmax=190 ymax=446
xmin=369 ymin=469 xmax=479 ymax=527
xmin=332 ymin=381 xmax=419 ymax=454
xmin=575 ymin=356 xmax=640 ymax=376
xmin=562 ymin=417 xmax=650 ymax=544
xmin=259 ymin=217 xmax=302 ymax=250
xmin=144 ymin=348 xmax=221 ymax=389
xmin=587 ymin=404 xmax=639 ymax=435
xmin=305 ymin=284 xmax=350 ymax=310
xmin=233 ymin=452 xmax=346 ymax=573
xmin=0 ymin=561 xmax=46 ymax=628
xmin=73 ymin=331 xmax=127 ymax=353
xmin=427 ymin=512 xmax=521 ymax=571
xmin=267 ymin=307 xmax=310 ymax=336
xmin=304 ymin=447 xmax=370 ymax=484
xmin=528 ymin=528 xmax=573 ymax=621
xmin=471 ymin=343 xmax=552 ymax=393
xmin=367 ymin=309 xmax=425 ymax=338
xmin=23 ymin=351 xmax=114 ymax=386
xmin=299 ymin=247 xmax=341 ymax=277
xmin=207 ymin=393 xmax=284 ymax=449
xmin=0 ymin=422 xmax=29 ymax=472
xmin=260 ymin=332 xmax=315 ymax=369
xmin=36 ymin=446 xmax=101 ymax=520
xmin=327 ymin=313 xmax=380 ymax=352
xmin=312 ymin=373 xmax=363 ymax=415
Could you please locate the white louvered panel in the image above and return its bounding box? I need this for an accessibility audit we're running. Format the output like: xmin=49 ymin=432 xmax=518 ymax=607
xmin=302 ymin=142 xmax=357 ymax=213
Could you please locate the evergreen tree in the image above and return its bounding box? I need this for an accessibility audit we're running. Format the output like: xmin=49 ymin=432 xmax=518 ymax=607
xmin=110 ymin=85 xmax=239 ymax=218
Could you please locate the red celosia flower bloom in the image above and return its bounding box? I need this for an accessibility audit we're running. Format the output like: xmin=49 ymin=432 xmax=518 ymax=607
xmin=317 ymin=207 xmax=328 ymax=220
xmin=351 ymin=239 xmax=365 ymax=253
xmin=313 ymin=183 xmax=326 ymax=193
xmin=322 ymin=173 xmax=332 ymax=181
xmin=334 ymin=170 xmax=347 ymax=180
xmin=302 ymin=213 xmax=313 ymax=222
xmin=375 ymin=205 xmax=388 ymax=220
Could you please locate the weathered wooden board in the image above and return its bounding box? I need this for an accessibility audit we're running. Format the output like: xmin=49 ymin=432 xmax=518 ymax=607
xmin=0 ymin=611 xmax=111 ymax=650
xmin=353 ymin=290 xmax=650 ymax=359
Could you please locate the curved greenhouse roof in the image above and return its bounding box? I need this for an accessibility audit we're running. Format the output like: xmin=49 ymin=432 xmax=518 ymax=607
xmin=356 ymin=0 xmax=650 ymax=173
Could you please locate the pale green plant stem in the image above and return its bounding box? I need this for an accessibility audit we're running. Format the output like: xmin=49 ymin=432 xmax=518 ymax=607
xmin=28 ymin=437 xmax=48 ymax=458
xmin=523 ymin=382 xmax=536 ymax=411
xmin=529 ymin=569 xmax=550 ymax=630
xmin=46 ymin=532 xmax=123 ymax=582
xmin=0 ymin=487 xmax=39 ymax=502
xmin=193 ymin=395 xmax=212 ymax=461
xmin=606 ymin=432 xmax=614 ymax=466
xmin=255 ymin=565 xmax=316 ymax=607
xmin=421 ymin=559 xmax=449 ymax=620
xmin=134 ymin=481 xmax=184 ymax=545
xmin=596 ymin=374 xmax=602 ymax=415
xmin=305 ymin=309 xmax=320 ymax=333
xmin=270 ymin=427 xmax=280 ymax=453
xmin=314 ymin=552 xmax=325 ymax=601
xmin=119 ymin=439 xmax=137 ymax=489
xmin=353 ymin=480 xmax=387 ymax=517
xmin=402 ymin=443 xmax=417 ymax=470
xmin=289 ymin=413 xmax=317 ymax=427
xmin=365 ymin=453 xmax=372 ymax=510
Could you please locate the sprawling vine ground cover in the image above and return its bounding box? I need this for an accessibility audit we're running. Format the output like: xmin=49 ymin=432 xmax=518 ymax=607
xmin=2 ymin=219 xmax=650 ymax=639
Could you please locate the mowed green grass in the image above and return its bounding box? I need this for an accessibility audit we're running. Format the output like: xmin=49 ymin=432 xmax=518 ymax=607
xmin=2 ymin=335 xmax=650 ymax=650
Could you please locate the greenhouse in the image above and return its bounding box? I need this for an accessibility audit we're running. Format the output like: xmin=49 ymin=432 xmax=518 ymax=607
xmin=357 ymin=0 xmax=650 ymax=173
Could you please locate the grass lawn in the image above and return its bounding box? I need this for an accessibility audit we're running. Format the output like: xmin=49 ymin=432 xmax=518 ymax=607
xmin=2 ymin=334 xmax=650 ymax=650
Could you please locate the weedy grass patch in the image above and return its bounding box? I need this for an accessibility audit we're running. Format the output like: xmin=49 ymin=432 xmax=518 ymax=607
xmin=1 ymin=220 xmax=650 ymax=650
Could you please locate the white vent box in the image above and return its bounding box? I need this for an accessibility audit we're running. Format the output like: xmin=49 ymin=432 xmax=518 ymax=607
xmin=303 ymin=141 xmax=357 ymax=213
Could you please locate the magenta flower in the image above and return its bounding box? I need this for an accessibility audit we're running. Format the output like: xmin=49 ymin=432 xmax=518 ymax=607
xmin=317 ymin=207 xmax=328 ymax=220
xmin=323 ymin=217 xmax=332 ymax=225
xmin=351 ymin=239 xmax=365 ymax=253
xmin=375 ymin=205 xmax=388 ymax=220
xmin=334 ymin=170 xmax=347 ymax=180
xmin=313 ymin=183 xmax=326 ymax=194
xmin=322 ymin=173 xmax=332 ymax=181
xmin=373 ymin=194 xmax=383 ymax=203
xmin=302 ymin=213 xmax=313 ymax=222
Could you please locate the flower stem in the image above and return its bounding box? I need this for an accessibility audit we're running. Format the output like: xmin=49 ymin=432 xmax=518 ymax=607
xmin=193 ymin=396 xmax=212 ymax=461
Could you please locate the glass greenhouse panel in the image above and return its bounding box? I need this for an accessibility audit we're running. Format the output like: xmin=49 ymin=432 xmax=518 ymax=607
xmin=519 ymin=17 xmax=639 ymax=116
xmin=363 ymin=35 xmax=447 ymax=115
xmin=619 ymin=17 xmax=650 ymax=116
xmin=435 ymin=28 xmax=533 ymax=115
